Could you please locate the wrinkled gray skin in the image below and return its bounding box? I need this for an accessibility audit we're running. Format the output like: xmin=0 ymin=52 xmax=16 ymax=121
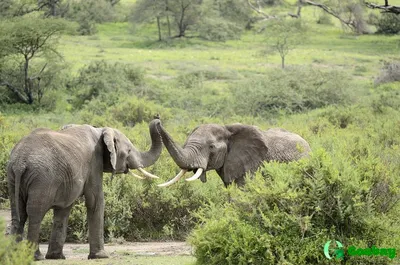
xmin=7 ymin=119 xmax=162 ymax=260
xmin=157 ymin=123 xmax=311 ymax=187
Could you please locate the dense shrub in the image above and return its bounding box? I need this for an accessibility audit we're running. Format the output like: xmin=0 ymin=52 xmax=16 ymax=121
xmin=77 ymin=95 xmax=171 ymax=127
xmin=370 ymin=84 xmax=400 ymax=113
xmin=230 ymin=67 xmax=353 ymax=117
xmin=374 ymin=61 xmax=400 ymax=86
xmin=375 ymin=13 xmax=400 ymax=34
xmin=0 ymin=219 xmax=35 ymax=265
xmin=152 ymin=72 xmax=234 ymax=119
xmin=65 ymin=0 xmax=116 ymax=35
xmin=190 ymin=148 xmax=400 ymax=265
xmin=68 ymin=61 xmax=146 ymax=109
xmin=198 ymin=17 xmax=242 ymax=41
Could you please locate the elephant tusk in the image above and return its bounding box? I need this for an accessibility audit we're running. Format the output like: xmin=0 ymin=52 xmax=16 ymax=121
xmin=138 ymin=167 xmax=160 ymax=179
xmin=185 ymin=168 xmax=204 ymax=182
xmin=157 ymin=169 xmax=187 ymax=187
xmin=127 ymin=170 xmax=145 ymax=179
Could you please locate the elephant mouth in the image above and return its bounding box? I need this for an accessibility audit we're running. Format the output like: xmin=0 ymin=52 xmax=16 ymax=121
xmin=157 ymin=168 xmax=204 ymax=187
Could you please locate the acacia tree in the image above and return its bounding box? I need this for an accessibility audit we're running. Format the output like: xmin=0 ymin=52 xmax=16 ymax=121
xmin=0 ymin=17 xmax=66 ymax=104
xmin=131 ymin=0 xmax=169 ymax=41
xmin=264 ymin=19 xmax=307 ymax=69
xmin=167 ymin=0 xmax=202 ymax=37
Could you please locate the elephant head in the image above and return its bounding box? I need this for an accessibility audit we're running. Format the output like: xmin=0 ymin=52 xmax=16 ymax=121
xmin=156 ymin=122 xmax=310 ymax=187
xmin=61 ymin=119 xmax=162 ymax=179
xmin=103 ymin=120 xmax=162 ymax=179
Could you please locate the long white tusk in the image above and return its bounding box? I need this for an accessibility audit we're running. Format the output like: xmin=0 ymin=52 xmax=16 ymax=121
xmin=185 ymin=168 xmax=204 ymax=182
xmin=127 ymin=170 xmax=145 ymax=179
xmin=137 ymin=168 xmax=160 ymax=179
xmin=157 ymin=169 xmax=187 ymax=187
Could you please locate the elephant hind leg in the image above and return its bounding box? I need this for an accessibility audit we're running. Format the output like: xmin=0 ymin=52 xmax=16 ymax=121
xmin=45 ymin=205 xmax=73 ymax=259
xmin=26 ymin=205 xmax=48 ymax=261
xmin=10 ymin=201 xmax=27 ymax=241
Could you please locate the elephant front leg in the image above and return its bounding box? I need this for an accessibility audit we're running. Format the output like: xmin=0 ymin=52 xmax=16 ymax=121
xmin=45 ymin=206 xmax=73 ymax=259
xmin=85 ymin=189 xmax=108 ymax=259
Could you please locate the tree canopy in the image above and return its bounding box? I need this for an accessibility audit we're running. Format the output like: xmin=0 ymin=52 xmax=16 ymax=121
xmin=0 ymin=16 xmax=66 ymax=104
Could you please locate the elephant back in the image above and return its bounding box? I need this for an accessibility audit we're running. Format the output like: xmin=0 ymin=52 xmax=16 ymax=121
xmin=264 ymin=128 xmax=311 ymax=162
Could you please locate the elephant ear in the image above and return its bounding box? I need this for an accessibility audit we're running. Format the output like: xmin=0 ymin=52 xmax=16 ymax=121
xmin=222 ymin=124 xmax=269 ymax=185
xmin=103 ymin=128 xmax=117 ymax=171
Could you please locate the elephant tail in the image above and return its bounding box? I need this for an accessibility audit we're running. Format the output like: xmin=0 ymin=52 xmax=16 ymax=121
xmin=12 ymin=164 xmax=26 ymax=223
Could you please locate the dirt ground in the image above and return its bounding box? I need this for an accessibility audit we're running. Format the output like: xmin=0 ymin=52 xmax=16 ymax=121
xmin=0 ymin=209 xmax=192 ymax=260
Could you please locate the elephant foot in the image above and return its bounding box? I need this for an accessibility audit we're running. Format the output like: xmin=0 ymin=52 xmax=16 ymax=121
xmin=34 ymin=250 xmax=45 ymax=261
xmin=88 ymin=250 xmax=109 ymax=259
xmin=45 ymin=252 xmax=66 ymax=259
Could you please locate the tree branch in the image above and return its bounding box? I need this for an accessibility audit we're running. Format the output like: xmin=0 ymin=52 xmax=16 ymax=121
xmin=301 ymin=0 xmax=355 ymax=29
xmin=247 ymin=0 xmax=277 ymax=20
xmin=0 ymin=81 xmax=29 ymax=104
xmin=365 ymin=1 xmax=400 ymax=14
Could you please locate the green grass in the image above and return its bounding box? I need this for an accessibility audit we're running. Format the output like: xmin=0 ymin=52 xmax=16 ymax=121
xmin=60 ymin=13 xmax=400 ymax=88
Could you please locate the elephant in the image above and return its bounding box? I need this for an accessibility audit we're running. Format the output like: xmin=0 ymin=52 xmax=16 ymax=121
xmin=156 ymin=122 xmax=311 ymax=187
xmin=7 ymin=119 xmax=162 ymax=260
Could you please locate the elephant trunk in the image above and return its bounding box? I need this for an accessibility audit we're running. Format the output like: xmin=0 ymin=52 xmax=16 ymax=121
xmin=155 ymin=122 xmax=192 ymax=169
xmin=138 ymin=119 xmax=163 ymax=168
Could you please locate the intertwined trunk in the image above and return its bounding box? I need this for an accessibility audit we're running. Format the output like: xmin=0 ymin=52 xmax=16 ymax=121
xmin=155 ymin=122 xmax=192 ymax=168
xmin=138 ymin=119 xmax=164 ymax=167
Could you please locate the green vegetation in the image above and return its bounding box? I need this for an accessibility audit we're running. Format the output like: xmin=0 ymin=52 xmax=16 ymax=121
xmin=0 ymin=219 xmax=35 ymax=265
xmin=1 ymin=0 xmax=400 ymax=264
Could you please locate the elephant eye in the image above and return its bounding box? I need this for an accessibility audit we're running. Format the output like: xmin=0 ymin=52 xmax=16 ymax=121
xmin=209 ymin=143 xmax=216 ymax=149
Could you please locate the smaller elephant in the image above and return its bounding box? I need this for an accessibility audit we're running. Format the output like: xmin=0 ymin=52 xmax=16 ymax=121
xmin=7 ymin=119 xmax=162 ymax=260
xmin=156 ymin=122 xmax=311 ymax=187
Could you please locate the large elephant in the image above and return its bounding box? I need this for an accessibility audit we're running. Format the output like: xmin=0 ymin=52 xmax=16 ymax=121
xmin=156 ymin=122 xmax=311 ymax=187
xmin=7 ymin=119 xmax=162 ymax=260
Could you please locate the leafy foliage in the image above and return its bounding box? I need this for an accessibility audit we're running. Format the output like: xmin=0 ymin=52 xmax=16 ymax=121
xmin=230 ymin=67 xmax=353 ymax=117
xmin=375 ymin=13 xmax=400 ymax=34
xmin=197 ymin=17 xmax=242 ymax=41
xmin=263 ymin=19 xmax=308 ymax=68
xmin=374 ymin=61 xmax=400 ymax=86
xmin=0 ymin=219 xmax=35 ymax=265
xmin=64 ymin=0 xmax=116 ymax=35
xmin=68 ymin=60 xmax=146 ymax=109
xmin=190 ymin=146 xmax=400 ymax=265
xmin=0 ymin=16 xmax=67 ymax=105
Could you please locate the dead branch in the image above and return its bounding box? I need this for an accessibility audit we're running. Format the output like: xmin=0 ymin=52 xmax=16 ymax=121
xmin=247 ymin=0 xmax=277 ymax=20
xmin=301 ymin=0 xmax=356 ymax=29
xmin=365 ymin=2 xmax=400 ymax=14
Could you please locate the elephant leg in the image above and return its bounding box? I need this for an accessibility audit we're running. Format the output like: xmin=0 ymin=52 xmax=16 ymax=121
xmin=85 ymin=188 xmax=108 ymax=259
xmin=16 ymin=210 xmax=27 ymax=241
xmin=26 ymin=211 xmax=46 ymax=261
xmin=45 ymin=205 xmax=73 ymax=259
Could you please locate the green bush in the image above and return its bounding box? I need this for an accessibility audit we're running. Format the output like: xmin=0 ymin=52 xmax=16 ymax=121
xmin=197 ymin=17 xmax=242 ymax=41
xmin=374 ymin=61 xmax=400 ymax=86
xmin=230 ymin=67 xmax=353 ymax=117
xmin=68 ymin=61 xmax=146 ymax=109
xmin=375 ymin=13 xmax=400 ymax=34
xmin=65 ymin=0 xmax=116 ymax=35
xmin=190 ymin=148 xmax=400 ymax=265
xmin=0 ymin=219 xmax=35 ymax=265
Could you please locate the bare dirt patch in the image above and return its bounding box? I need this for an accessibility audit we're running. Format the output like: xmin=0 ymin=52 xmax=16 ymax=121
xmin=1 ymin=209 xmax=192 ymax=260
